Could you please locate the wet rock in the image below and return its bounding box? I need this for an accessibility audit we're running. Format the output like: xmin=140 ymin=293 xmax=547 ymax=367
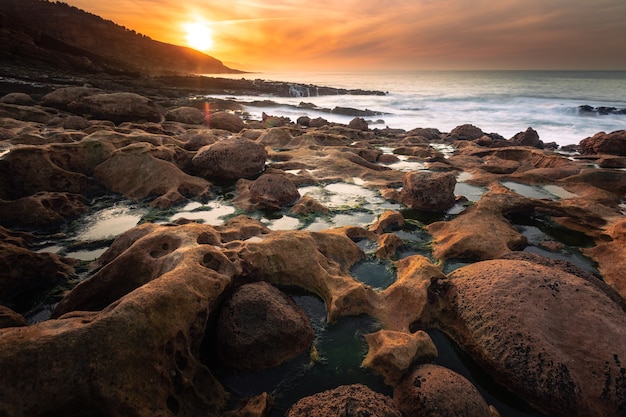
xmin=362 ymin=329 xmax=438 ymax=386
xmin=509 ymin=127 xmax=543 ymax=148
xmin=207 ymin=111 xmax=245 ymax=132
xmin=165 ymin=106 xmax=206 ymax=125
xmin=68 ymin=92 xmax=163 ymax=124
xmin=394 ymin=364 xmax=495 ymax=417
xmin=192 ymin=136 xmax=267 ymax=180
xmin=226 ymin=393 xmax=273 ymax=417
xmin=287 ymin=384 xmax=402 ymax=417
xmin=234 ymin=173 xmax=300 ymax=211
xmin=93 ymin=142 xmax=213 ymax=208
xmin=41 ymin=86 xmax=103 ymax=109
xmin=438 ymin=259 xmax=626 ymax=417
xmin=216 ymin=281 xmax=314 ymax=370
xmin=579 ymin=130 xmax=626 ymax=156
xmin=0 ymin=266 xmax=229 ymax=417
xmin=400 ymin=171 xmax=456 ymax=211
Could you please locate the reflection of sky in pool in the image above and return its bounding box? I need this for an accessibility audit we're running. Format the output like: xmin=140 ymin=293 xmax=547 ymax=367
xmin=502 ymin=181 xmax=578 ymax=200
xmin=75 ymin=202 xmax=146 ymax=241
xmin=170 ymin=200 xmax=236 ymax=226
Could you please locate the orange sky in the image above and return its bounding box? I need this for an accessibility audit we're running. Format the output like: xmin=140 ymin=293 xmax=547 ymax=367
xmin=65 ymin=0 xmax=626 ymax=72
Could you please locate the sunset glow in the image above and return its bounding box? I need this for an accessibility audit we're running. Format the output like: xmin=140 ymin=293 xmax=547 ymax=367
xmin=63 ymin=0 xmax=626 ymax=71
xmin=183 ymin=21 xmax=214 ymax=52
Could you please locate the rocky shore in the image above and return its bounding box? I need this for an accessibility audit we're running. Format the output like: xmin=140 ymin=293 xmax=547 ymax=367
xmin=0 ymin=73 xmax=625 ymax=417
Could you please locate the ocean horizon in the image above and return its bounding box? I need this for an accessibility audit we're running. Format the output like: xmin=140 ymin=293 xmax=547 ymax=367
xmin=203 ymin=69 xmax=626 ymax=147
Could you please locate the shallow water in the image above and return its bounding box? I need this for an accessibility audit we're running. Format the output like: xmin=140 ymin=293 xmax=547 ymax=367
xmin=502 ymin=181 xmax=578 ymax=200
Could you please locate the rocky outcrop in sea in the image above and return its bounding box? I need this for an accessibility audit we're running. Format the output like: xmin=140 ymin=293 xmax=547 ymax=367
xmin=0 ymin=78 xmax=625 ymax=417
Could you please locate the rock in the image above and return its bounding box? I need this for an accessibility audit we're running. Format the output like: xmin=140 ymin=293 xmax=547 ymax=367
xmin=215 ymin=281 xmax=314 ymax=370
xmin=0 ymin=305 xmax=27 ymax=328
xmin=61 ymin=115 xmax=91 ymax=130
xmin=207 ymin=111 xmax=245 ymax=132
xmin=296 ymin=115 xmax=310 ymax=126
xmin=308 ymin=116 xmax=330 ymax=128
xmin=369 ymin=210 xmax=406 ymax=234
xmin=41 ymin=86 xmax=103 ymax=109
xmin=579 ymin=130 xmax=626 ymax=156
xmin=0 ymin=92 xmax=34 ymax=105
xmin=0 ymin=241 xmax=75 ymax=313
xmin=0 ymin=192 xmax=88 ymax=227
xmin=426 ymin=187 xmax=531 ymax=261
xmin=375 ymin=233 xmax=404 ymax=259
xmin=290 ymin=195 xmax=329 ymax=215
xmin=192 ymin=136 xmax=268 ymax=180
xmin=449 ymin=124 xmax=484 ymax=140
xmin=226 ymin=393 xmax=273 ymax=417
xmin=348 ymin=117 xmax=369 ymax=131
xmin=0 ymin=266 xmax=230 ymax=417
xmin=583 ymin=218 xmax=626 ymax=299
xmin=286 ymin=384 xmax=402 ymax=417
xmin=400 ymin=171 xmax=456 ymax=211
xmin=68 ymin=92 xmax=163 ymax=124
xmin=362 ymin=330 xmax=438 ymax=386
xmin=165 ymin=106 xmax=206 ymax=125
xmin=257 ymin=126 xmax=294 ymax=147
xmin=52 ymin=222 xmax=237 ymax=316
xmin=179 ymin=129 xmax=224 ymax=151
xmin=0 ymin=103 xmax=53 ymax=124
xmin=93 ymin=143 xmax=213 ymax=208
xmin=234 ymin=173 xmax=300 ymax=211
xmin=378 ymin=153 xmax=400 ymax=163
xmin=394 ymin=364 xmax=495 ymax=417
xmin=509 ymin=127 xmax=543 ymax=148
xmin=438 ymin=259 xmax=626 ymax=417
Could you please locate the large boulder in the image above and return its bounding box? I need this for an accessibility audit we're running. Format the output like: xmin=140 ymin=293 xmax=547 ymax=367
xmin=579 ymin=130 xmax=626 ymax=156
xmin=192 ymin=136 xmax=268 ymax=180
xmin=400 ymin=171 xmax=456 ymax=211
xmin=215 ymin=281 xmax=314 ymax=370
xmin=394 ymin=364 xmax=495 ymax=417
xmin=287 ymin=384 xmax=402 ymax=417
xmin=68 ymin=92 xmax=163 ymax=124
xmin=437 ymin=259 xmax=626 ymax=417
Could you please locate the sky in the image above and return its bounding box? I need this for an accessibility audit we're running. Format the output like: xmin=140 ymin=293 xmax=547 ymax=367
xmin=65 ymin=0 xmax=626 ymax=72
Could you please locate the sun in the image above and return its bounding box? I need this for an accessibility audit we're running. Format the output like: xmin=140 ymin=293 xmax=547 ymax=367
xmin=183 ymin=21 xmax=214 ymax=52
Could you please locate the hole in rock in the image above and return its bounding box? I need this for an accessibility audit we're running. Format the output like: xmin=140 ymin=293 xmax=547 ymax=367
xmin=166 ymin=395 xmax=180 ymax=414
xmin=428 ymin=328 xmax=548 ymax=417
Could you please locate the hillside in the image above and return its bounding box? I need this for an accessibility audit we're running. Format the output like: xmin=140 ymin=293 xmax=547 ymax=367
xmin=0 ymin=0 xmax=241 ymax=76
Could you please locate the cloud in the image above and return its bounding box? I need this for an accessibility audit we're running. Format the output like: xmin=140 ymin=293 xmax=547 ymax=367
xmin=67 ymin=0 xmax=626 ymax=70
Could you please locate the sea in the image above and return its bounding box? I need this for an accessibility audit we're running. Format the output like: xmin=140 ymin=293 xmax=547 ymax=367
xmin=203 ymin=70 xmax=626 ymax=147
